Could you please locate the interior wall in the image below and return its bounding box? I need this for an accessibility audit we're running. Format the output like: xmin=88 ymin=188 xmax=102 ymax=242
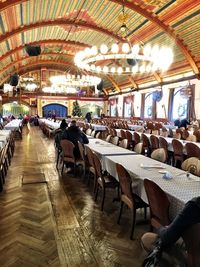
xmin=108 ymin=78 xmax=200 ymax=121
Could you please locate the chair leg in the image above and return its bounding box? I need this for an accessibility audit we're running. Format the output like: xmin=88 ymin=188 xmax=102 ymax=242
xmin=130 ymin=208 xmax=136 ymax=240
xmin=61 ymin=162 xmax=65 ymax=174
xmin=117 ymin=201 xmax=124 ymax=224
xmin=95 ymin=184 xmax=99 ymax=201
xmin=101 ymin=187 xmax=105 ymax=211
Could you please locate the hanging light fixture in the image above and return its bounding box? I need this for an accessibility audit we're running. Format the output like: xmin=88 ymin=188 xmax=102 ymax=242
xmin=74 ymin=5 xmax=173 ymax=75
xmin=19 ymin=76 xmax=39 ymax=91
xmin=42 ymin=74 xmax=101 ymax=94
xmin=180 ymin=81 xmax=192 ymax=99
xmin=50 ymin=74 xmax=101 ymax=87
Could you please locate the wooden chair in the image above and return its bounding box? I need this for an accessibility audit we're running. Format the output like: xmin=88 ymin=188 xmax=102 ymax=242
xmin=186 ymin=134 xmax=197 ymax=142
xmin=105 ymin=134 xmax=112 ymax=143
xmin=141 ymin=133 xmax=151 ymax=156
xmin=185 ymin=142 xmax=200 ymax=159
xmin=133 ymin=131 xmax=140 ymax=146
xmin=120 ymin=129 xmax=126 ymax=139
xmin=77 ymin=141 xmax=86 ymax=178
xmin=116 ymin=163 xmax=148 ymax=239
xmin=60 ymin=140 xmax=85 ymax=175
xmin=172 ymin=139 xmax=184 ymax=167
xmin=125 ymin=130 xmax=133 ymax=150
xmin=144 ymin=179 xmax=170 ymax=230
xmin=181 ymin=157 xmax=200 ymax=176
xmin=118 ymin=138 xmax=128 ymax=149
xmin=86 ymin=128 xmax=92 ymax=136
xmin=91 ymin=130 xmax=96 ymax=138
xmin=110 ymin=136 xmax=119 ymax=146
xmin=134 ymin=142 xmax=143 ymax=154
xmin=151 ymin=148 xmax=167 ymax=163
xmin=85 ymin=146 xmax=96 ymax=191
xmin=159 ymin=136 xmax=170 ymax=163
xmin=150 ymin=135 xmax=159 ymax=152
xmin=93 ymin=152 xmax=119 ymax=211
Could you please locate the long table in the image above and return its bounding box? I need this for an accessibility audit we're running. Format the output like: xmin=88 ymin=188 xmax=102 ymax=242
xmin=103 ymin=153 xmax=200 ymax=219
xmin=4 ymin=119 xmax=22 ymax=130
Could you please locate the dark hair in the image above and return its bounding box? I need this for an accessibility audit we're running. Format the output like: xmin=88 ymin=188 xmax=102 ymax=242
xmin=60 ymin=119 xmax=68 ymax=130
xmin=70 ymin=120 xmax=77 ymax=126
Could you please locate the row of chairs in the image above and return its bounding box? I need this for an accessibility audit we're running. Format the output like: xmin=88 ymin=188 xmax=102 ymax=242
xmin=0 ymin=131 xmax=15 ymax=191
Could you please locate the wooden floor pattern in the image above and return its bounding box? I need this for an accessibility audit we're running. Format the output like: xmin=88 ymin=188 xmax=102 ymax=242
xmin=0 ymin=125 xmax=149 ymax=267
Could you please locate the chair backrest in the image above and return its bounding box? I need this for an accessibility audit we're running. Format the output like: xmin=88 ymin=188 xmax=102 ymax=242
xmin=134 ymin=142 xmax=143 ymax=154
xmin=182 ymin=129 xmax=189 ymax=140
xmin=186 ymin=134 xmax=197 ymax=142
xmin=134 ymin=131 xmax=140 ymax=145
xmin=185 ymin=142 xmax=200 ymax=159
xmin=105 ymin=134 xmax=112 ymax=142
xmin=182 ymin=223 xmax=200 ymax=267
xmin=172 ymin=139 xmax=183 ymax=156
xmin=150 ymin=135 xmax=159 ymax=151
xmin=95 ymin=132 xmax=101 ymax=139
xmin=125 ymin=131 xmax=133 ymax=142
xmin=120 ymin=129 xmax=126 ymax=139
xmin=85 ymin=146 xmax=95 ymax=169
xmin=111 ymin=136 xmax=119 ymax=145
xmin=144 ymin=179 xmax=170 ymax=228
xmin=119 ymin=138 xmax=128 ymax=149
xmin=152 ymin=129 xmax=159 ymax=135
xmin=116 ymin=163 xmax=133 ymax=206
xmin=159 ymin=136 xmax=168 ymax=151
xmin=141 ymin=133 xmax=150 ymax=148
xmin=181 ymin=157 xmax=200 ymax=176
xmin=60 ymin=139 xmax=75 ymax=159
xmin=91 ymin=130 xmax=96 ymax=137
xmin=92 ymin=152 xmax=104 ymax=184
xmin=86 ymin=128 xmax=92 ymax=136
xmin=151 ymin=148 xmax=167 ymax=163
xmin=173 ymin=132 xmax=181 ymax=139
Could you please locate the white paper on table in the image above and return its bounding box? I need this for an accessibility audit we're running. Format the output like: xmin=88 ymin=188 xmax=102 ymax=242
xmin=140 ymin=163 xmax=166 ymax=169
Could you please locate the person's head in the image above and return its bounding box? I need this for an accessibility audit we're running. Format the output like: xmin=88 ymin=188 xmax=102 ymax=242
xmin=70 ymin=120 xmax=77 ymax=126
xmin=60 ymin=119 xmax=68 ymax=130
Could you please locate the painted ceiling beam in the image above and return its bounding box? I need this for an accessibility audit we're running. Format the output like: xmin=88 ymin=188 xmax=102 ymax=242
xmin=0 ymin=19 xmax=124 ymax=44
xmin=0 ymin=40 xmax=89 ymax=63
xmin=111 ymin=0 xmax=199 ymax=75
xmin=107 ymin=75 xmax=121 ymax=93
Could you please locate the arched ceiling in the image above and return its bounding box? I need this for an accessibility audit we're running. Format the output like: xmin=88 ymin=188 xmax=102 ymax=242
xmin=0 ymin=0 xmax=199 ymax=95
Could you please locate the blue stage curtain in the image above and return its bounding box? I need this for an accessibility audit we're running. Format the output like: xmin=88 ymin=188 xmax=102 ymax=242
xmin=42 ymin=104 xmax=67 ymax=118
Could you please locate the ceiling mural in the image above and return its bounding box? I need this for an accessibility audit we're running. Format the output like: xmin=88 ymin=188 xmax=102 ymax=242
xmin=0 ymin=0 xmax=199 ymax=95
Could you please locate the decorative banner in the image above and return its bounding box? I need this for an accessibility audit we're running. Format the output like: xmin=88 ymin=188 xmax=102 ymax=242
xmin=124 ymin=95 xmax=133 ymax=104
xmin=109 ymin=98 xmax=117 ymax=106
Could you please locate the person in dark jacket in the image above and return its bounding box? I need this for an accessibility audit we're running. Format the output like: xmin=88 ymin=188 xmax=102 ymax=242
xmin=85 ymin=112 xmax=92 ymax=123
xmin=179 ymin=118 xmax=190 ymax=129
xmin=62 ymin=120 xmax=89 ymax=158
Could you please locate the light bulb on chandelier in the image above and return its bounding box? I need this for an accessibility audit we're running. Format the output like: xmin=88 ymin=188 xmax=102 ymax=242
xmin=74 ymin=42 xmax=174 ymax=75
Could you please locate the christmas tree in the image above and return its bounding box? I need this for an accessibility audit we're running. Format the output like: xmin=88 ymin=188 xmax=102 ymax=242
xmin=72 ymin=100 xmax=82 ymax=117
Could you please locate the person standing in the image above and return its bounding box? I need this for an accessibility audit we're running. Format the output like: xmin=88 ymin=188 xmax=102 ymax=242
xmin=85 ymin=112 xmax=92 ymax=123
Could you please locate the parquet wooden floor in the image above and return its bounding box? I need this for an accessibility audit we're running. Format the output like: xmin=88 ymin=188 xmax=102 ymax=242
xmin=0 ymin=125 xmax=149 ymax=267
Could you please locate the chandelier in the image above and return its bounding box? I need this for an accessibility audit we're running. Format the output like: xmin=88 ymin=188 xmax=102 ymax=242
xmin=42 ymin=85 xmax=78 ymax=94
xmin=19 ymin=76 xmax=39 ymax=91
xmin=74 ymin=43 xmax=174 ymax=75
xmin=50 ymin=74 xmax=101 ymax=87
xmin=74 ymin=5 xmax=173 ymax=75
xmin=180 ymin=82 xmax=192 ymax=99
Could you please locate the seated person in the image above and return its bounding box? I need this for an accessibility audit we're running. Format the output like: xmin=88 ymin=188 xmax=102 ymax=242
xmin=141 ymin=197 xmax=200 ymax=266
xmin=61 ymin=120 xmax=89 ymax=158
xmin=179 ymin=118 xmax=190 ymax=129
xmin=174 ymin=118 xmax=181 ymax=128
xmin=190 ymin=117 xmax=199 ymax=128
xmin=54 ymin=120 xmax=68 ymax=148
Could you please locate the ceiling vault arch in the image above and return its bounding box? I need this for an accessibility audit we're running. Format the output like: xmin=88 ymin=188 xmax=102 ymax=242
xmin=0 ymin=19 xmax=124 ymax=45
xmin=0 ymin=40 xmax=90 ymax=63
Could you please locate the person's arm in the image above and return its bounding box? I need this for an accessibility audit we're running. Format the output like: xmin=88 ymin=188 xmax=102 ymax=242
xmin=81 ymin=132 xmax=89 ymax=144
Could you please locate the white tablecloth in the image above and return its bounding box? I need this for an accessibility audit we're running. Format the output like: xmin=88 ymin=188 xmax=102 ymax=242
xmin=90 ymin=124 xmax=107 ymax=131
xmin=104 ymin=154 xmax=200 ymax=219
xmin=4 ymin=119 xmax=22 ymax=130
